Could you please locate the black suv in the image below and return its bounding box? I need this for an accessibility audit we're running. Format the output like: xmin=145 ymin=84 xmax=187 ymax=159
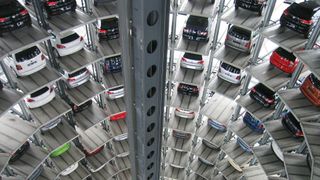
xmin=235 ymin=0 xmax=267 ymax=16
xmin=249 ymin=83 xmax=276 ymax=108
xmin=97 ymin=17 xmax=119 ymax=41
xmin=103 ymin=55 xmax=122 ymax=73
xmin=0 ymin=0 xmax=31 ymax=36
xmin=178 ymin=83 xmax=199 ymax=96
xmin=280 ymin=1 xmax=320 ymax=38
xmin=282 ymin=111 xmax=303 ymax=138
xmin=183 ymin=15 xmax=210 ymax=42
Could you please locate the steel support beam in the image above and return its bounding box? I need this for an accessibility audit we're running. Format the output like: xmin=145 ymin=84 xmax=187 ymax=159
xmin=118 ymin=0 xmax=169 ymax=179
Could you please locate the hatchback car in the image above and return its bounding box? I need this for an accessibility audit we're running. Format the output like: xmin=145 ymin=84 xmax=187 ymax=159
xmin=177 ymin=83 xmax=199 ymax=96
xmin=281 ymin=111 xmax=303 ymax=138
xmin=237 ymin=137 xmax=252 ymax=153
xmin=174 ymin=107 xmax=195 ymax=119
xmin=242 ymin=112 xmax=264 ymax=133
xmin=225 ymin=25 xmax=255 ymax=53
xmin=50 ymin=143 xmax=71 ymax=158
xmin=172 ymin=130 xmax=191 ymax=139
xmin=300 ymin=73 xmax=320 ymax=106
xmin=269 ymin=47 xmax=298 ymax=74
xmin=61 ymin=68 xmax=90 ymax=88
xmin=9 ymin=141 xmax=30 ymax=162
xmin=235 ymin=0 xmax=267 ymax=16
xmin=110 ymin=111 xmax=126 ymax=121
xmin=25 ymin=85 xmax=55 ymax=109
xmin=180 ymin=52 xmax=204 ymax=71
xmin=61 ymin=162 xmax=78 ymax=176
xmin=5 ymin=46 xmax=47 ymax=77
xmin=51 ymin=31 xmax=84 ymax=57
xmin=183 ymin=15 xmax=210 ymax=42
xmin=69 ymin=99 xmax=92 ymax=113
xmin=97 ymin=17 xmax=119 ymax=41
xmin=103 ymin=55 xmax=122 ymax=73
xmin=0 ymin=0 xmax=31 ymax=36
xmin=40 ymin=118 xmax=62 ymax=134
xmin=249 ymin=83 xmax=276 ymax=108
xmin=280 ymin=1 xmax=320 ymax=38
xmin=42 ymin=0 xmax=77 ymax=19
xmin=106 ymin=86 xmax=124 ymax=100
xmin=218 ymin=62 xmax=244 ymax=84
xmin=207 ymin=119 xmax=227 ymax=132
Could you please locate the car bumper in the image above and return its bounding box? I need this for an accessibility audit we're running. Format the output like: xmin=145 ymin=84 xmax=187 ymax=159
xmin=182 ymin=33 xmax=208 ymax=42
xmin=57 ymin=41 xmax=84 ymax=56
xmin=236 ymin=1 xmax=263 ymax=12
xmin=66 ymin=75 xmax=90 ymax=88
xmin=300 ymin=85 xmax=320 ymax=106
xmin=270 ymin=58 xmax=295 ymax=74
xmin=218 ymin=73 xmax=241 ymax=84
xmin=106 ymin=92 xmax=124 ymax=100
xmin=249 ymin=92 xmax=272 ymax=108
xmin=225 ymin=41 xmax=250 ymax=53
xmin=180 ymin=62 xmax=204 ymax=71
xmin=26 ymin=90 xmax=55 ymax=109
xmin=45 ymin=2 xmax=77 ymax=16
xmin=61 ymin=162 xmax=78 ymax=176
xmin=0 ymin=16 xmax=31 ymax=34
xmin=174 ymin=110 xmax=195 ymax=119
xmin=280 ymin=15 xmax=310 ymax=35
xmin=16 ymin=61 xmax=47 ymax=77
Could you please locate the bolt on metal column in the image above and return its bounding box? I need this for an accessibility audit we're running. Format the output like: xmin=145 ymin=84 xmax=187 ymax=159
xmin=118 ymin=0 xmax=170 ymax=179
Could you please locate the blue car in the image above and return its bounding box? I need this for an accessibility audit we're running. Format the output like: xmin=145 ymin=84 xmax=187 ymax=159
xmin=237 ymin=137 xmax=252 ymax=153
xmin=207 ymin=119 xmax=227 ymax=132
xmin=243 ymin=112 xmax=264 ymax=134
xmin=104 ymin=55 xmax=122 ymax=73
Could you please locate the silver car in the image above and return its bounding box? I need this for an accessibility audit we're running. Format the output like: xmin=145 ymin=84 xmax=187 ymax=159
xmin=180 ymin=52 xmax=204 ymax=71
xmin=106 ymin=85 xmax=124 ymax=100
xmin=225 ymin=25 xmax=256 ymax=53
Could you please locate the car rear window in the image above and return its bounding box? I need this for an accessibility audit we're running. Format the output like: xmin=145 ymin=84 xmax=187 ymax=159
xmin=69 ymin=68 xmax=87 ymax=77
xmin=275 ymin=47 xmax=296 ymax=62
xmin=286 ymin=112 xmax=300 ymax=127
xmin=30 ymin=86 xmax=49 ymax=98
xmin=61 ymin=33 xmax=79 ymax=44
xmin=0 ymin=0 xmax=23 ymax=17
xmin=221 ymin=62 xmax=240 ymax=74
xmin=288 ymin=2 xmax=316 ymax=20
xmin=229 ymin=26 xmax=251 ymax=40
xmin=310 ymin=73 xmax=320 ymax=89
xmin=183 ymin=53 xmax=202 ymax=60
xmin=187 ymin=16 xmax=208 ymax=27
xmin=101 ymin=18 xmax=118 ymax=28
xmin=15 ymin=46 xmax=41 ymax=62
xmin=254 ymin=83 xmax=275 ymax=98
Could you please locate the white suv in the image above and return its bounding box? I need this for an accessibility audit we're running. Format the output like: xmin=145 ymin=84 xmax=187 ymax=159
xmin=25 ymin=85 xmax=56 ymax=108
xmin=51 ymin=31 xmax=84 ymax=57
xmin=60 ymin=68 xmax=90 ymax=88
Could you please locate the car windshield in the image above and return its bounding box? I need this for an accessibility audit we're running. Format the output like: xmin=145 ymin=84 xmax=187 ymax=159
xmin=15 ymin=46 xmax=41 ymax=62
xmin=61 ymin=33 xmax=79 ymax=44
xmin=275 ymin=47 xmax=296 ymax=62
xmin=183 ymin=53 xmax=202 ymax=60
xmin=221 ymin=62 xmax=240 ymax=74
xmin=101 ymin=18 xmax=118 ymax=29
xmin=0 ymin=0 xmax=23 ymax=17
xmin=310 ymin=73 xmax=320 ymax=89
xmin=69 ymin=68 xmax=87 ymax=77
xmin=229 ymin=26 xmax=251 ymax=40
xmin=186 ymin=16 xmax=208 ymax=28
xmin=288 ymin=2 xmax=317 ymax=20
xmin=254 ymin=83 xmax=275 ymax=98
xmin=30 ymin=86 xmax=49 ymax=98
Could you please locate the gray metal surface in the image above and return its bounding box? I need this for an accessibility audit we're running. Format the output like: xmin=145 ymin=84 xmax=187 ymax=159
xmin=116 ymin=169 xmax=132 ymax=180
xmin=92 ymin=2 xmax=118 ymax=20
xmin=0 ymin=153 xmax=9 ymax=174
xmin=264 ymin=119 xmax=302 ymax=151
xmin=115 ymin=155 xmax=131 ymax=171
xmin=178 ymin=0 xmax=217 ymax=18
xmin=253 ymin=144 xmax=285 ymax=176
xmin=208 ymin=77 xmax=242 ymax=100
xmin=85 ymin=146 xmax=114 ymax=172
xmin=165 ymin=149 xmax=189 ymax=168
xmin=221 ymin=140 xmax=253 ymax=168
xmin=174 ymin=60 xmax=207 ymax=86
xmin=295 ymin=49 xmax=320 ymax=80
xmin=103 ymin=72 xmax=124 ymax=88
xmin=91 ymin=161 xmax=118 ymax=180
xmin=168 ymin=108 xmax=196 ymax=133
xmin=163 ymin=164 xmax=186 ymax=179
xmin=65 ymin=80 xmax=105 ymax=106
xmin=112 ymin=139 xmax=129 ymax=156
xmin=73 ymin=102 xmax=109 ymax=131
xmin=215 ymin=159 xmax=242 ymax=180
xmin=59 ymin=164 xmax=90 ymax=180
xmin=175 ymin=34 xmax=212 ymax=56
xmin=166 ymin=133 xmax=193 ymax=152
xmin=277 ymin=88 xmax=320 ymax=122
xmin=192 ymin=140 xmax=220 ymax=164
xmin=0 ymin=88 xmax=23 ymax=118
xmin=97 ymin=39 xmax=121 ymax=58
xmin=213 ymin=45 xmax=251 ymax=70
xmin=283 ymin=153 xmax=310 ymax=180
xmin=38 ymin=167 xmax=58 ymax=180
xmin=105 ymin=98 xmax=125 ymax=114
xmin=236 ymin=95 xmax=274 ymax=121
xmin=109 ymin=118 xmax=128 ymax=137
xmin=242 ymin=165 xmax=268 ymax=180
xmin=221 ymin=7 xmax=264 ymax=31
xmin=189 ymin=158 xmax=214 ymax=179
xmin=196 ymin=118 xmax=226 ymax=149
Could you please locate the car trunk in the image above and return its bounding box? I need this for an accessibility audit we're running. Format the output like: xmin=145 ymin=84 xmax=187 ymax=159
xmin=14 ymin=46 xmax=45 ymax=72
xmin=60 ymin=33 xmax=81 ymax=48
xmin=182 ymin=53 xmax=202 ymax=63
xmin=68 ymin=68 xmax=89 ymax=82
xmin=30 ymin=86 xmax=51 ymax=101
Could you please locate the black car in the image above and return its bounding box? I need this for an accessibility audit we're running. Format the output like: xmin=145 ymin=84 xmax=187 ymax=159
xmin=249 ymin=83 xmax=276 ymax=108
xmin=0 ymin=0 xmax=31 ymax=36
xmin=104 ymin=55 xmax=122 ymax=73
xmin=9 ymin=141 xmax=30 ymax=162
xmin=183 ymin=15 xmax=210 ymax=42
xmin=282 ymin=111 xmax=303 ymax=138
xmin=280 ymin=1 xmax=320 ymax=38
xmin=177 ymin=83 xmax=199 ymax=96
xmin=68 ymin=99 xmax=92 ymax=113
xmin=235 ymin=0 xmax=267 ymax=16
xmin=97 ymin=17 xmax=119 ymax=40
xmin=41 ymin=0 xmax=77 ymax=18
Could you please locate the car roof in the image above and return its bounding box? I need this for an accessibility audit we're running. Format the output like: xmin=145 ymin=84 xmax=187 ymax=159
xmin=60 ymin=30 xmax=77 ymax=38
xmin=299 ymin=1 xmax=320 ymax=10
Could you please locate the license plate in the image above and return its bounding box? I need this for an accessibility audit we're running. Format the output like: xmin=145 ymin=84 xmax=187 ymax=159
xmin=28 ymin=61 xmax=37 ymax=66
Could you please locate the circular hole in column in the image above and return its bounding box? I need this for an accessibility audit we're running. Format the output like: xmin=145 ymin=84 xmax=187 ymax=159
xmin=147 ymin=11 xmax=159 ymax=26
xmin=147 ymin=87 xmax=156 ymax=98
xmin=147 ymin=123 xmax=155 ymax=132
xmin=147 ymin=163 xmax=154 ymax=170
xmin=147 ymin=173 xmax=154 ymax=180
xmin=147 ymin=137 xmax=155 ymax=146
xmin=147 ymin=65 xmax=157 ymax=77
xmin=147 ymin=40 xmax=157 ymax=54
xmin=147 ymin=151 xmax=154 ymax=159
xmin=147 ymin=106 xmax=155 ymax=116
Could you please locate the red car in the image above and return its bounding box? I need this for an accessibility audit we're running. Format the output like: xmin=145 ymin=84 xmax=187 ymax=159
xmin=110 ymin=111 xmax=126 ymax=121
xmin=270 ymin=47 xmax=299 ymax=74
xmin=300 ymin=73 xmax=320 ymax=106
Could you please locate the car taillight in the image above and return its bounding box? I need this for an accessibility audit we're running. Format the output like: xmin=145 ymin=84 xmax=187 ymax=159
xmin=0 ymin=17 xmax=9 ymax=23
xmin=98 ymin=29 xmax=108 ymax=33
xmin=245 ymin=42 xmax=251 ymax=48
xmin=266 ymin=98 xmax=274 ymax=104
xmin=288 ymin=61 xmax=294 ymax=67
xmin=68 ymin=78 xmax=76 ymax=82
xmin=198 ymin=60 xmax=204 ymax=64
xmin=47 ymin=1 xmax=58 ymax=6
xmin=110 ymin=112 xmax=127 ymax=121
xmin=283 ymin=9 xmax=289 ymax=16
xmin=295 ymin=130 xmax=304 ymax=137
xmin=106 ymin=91 xmax=114 ymax=94
xmin=300 ymin=19 xmax=313 ymax=25
xmin=26 ymin=98 xmax=34 ymax=102
xmin=225 ymin=35 xmax=230 ymax=41
xmin=251 ymin=87 xmax=256 ymax=93
xmin=56 ymin=44 xmax=66 ymax=49
xmin=80 ymin=36 xmax=84 ymax=41
xmin=236 ymin=75 xmax=240 ymax=80
xmin=181 ymin=57 xmax=187 ymax=62
xmin=20 ymin=9 xmax=29 ymax=16
xmin=175 ymin=108 xmax=181 ymax=112
xmin=16 ymin=64 xmax=23 ymax=70
xmin=258 ymin=124 xmax=264 ymax=129
xmin=41 ymin=54 xmax=46 ymax=60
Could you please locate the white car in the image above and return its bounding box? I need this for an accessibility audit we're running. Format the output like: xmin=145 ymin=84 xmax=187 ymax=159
xmin=174 ymin=107 xmax=195 ymax=119
xmin=25 ymin=85 xmax=55 ymax=108
xmin=180 ymin=52 xmax=204 ymax=71
xmin=61 ymin=162 xmax=79 ymax=176
xmin=227 ymin=157 xmax=243 ymax=172
xmin=5 ymin=46 xmax=46 ymax=77
xmin=61 ymin=68 xmax=90 ymax=88
xmin=106 ymin=85 xmax=124 ymax=100
xmin=51 ymin=31 xmax=84 ymax=57
xmin=218 ymin=62 xmax=244 ymax=84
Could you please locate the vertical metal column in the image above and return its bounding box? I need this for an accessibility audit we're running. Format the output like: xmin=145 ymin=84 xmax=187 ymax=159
xmin=118 ymin=0 xmax=170 ymax=179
